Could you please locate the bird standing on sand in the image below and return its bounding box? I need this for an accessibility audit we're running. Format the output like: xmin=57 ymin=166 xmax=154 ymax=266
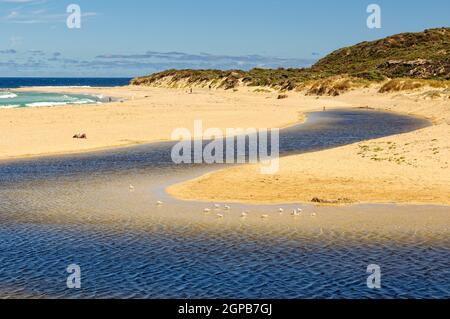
xmin=311 ymin=212 xmax=317 ymax=217
xmin=224 ymin=205 xmax=231 ymax=210
xmin=129 ymin=185 xmax=135 ymax=191
xmin=214 ymin=204 xmax=220 ymax=209
xmin=279 ymin=208 xmax=284 ymax=213
xmin=204 ymin=208 xmax=211 ymax=213
xmin=241 ymin=212 xmax=248 ymax=218
xmin=291 ymin=210 xmax=300 ymax=217
xmin=217 ymin=214 xmax=224 ymax=219
xmin=261 ymin=214 xmax=269 ymax=219
xmin=156 ymin=201 xmax=163 ymax=206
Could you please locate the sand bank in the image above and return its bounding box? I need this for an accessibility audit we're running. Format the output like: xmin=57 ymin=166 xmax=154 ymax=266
xmin=168 ymin=86 xmax=450 ymax=206
xmin=168 ymin=124 xmax=450 ymax=205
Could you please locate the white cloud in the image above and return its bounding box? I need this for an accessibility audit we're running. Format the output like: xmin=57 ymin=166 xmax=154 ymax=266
xmin=2 ymin=10 xmax=97 ymax=24
xmin=1 ymin=1 xmax=96 ymax=24
xmin=1 ymin=1 xmax=38 ymax=3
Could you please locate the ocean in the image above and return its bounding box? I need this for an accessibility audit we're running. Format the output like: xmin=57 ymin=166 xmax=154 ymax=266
xmin=0 ymin=78 xmax=131 ymax=108
xmin=0 ymin=77 xmax=132 ymax=89
xmin=0 ymin=91 xmax=103 ymax=108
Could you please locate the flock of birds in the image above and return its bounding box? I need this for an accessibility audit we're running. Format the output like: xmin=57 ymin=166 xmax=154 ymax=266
xmin=129 ymin=184 xmax=318 ymax=220
xmin=204 ymin=205 xmax=318 ymax=220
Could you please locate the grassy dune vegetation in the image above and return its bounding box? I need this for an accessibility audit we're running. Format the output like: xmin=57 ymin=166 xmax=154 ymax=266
xmin=131 ymin=28 xmax=450 ymax=95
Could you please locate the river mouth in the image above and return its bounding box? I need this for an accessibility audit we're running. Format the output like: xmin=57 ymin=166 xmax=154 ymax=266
xmin=0 ymin=109 xmax=448 ymax=299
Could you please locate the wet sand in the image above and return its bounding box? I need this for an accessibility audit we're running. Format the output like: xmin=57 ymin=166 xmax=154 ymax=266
xmin=1 ymin=157 xmax=449 ymax=239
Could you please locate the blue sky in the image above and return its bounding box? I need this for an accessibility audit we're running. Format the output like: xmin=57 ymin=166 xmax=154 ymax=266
xmin=0 ymin=0 xmax=449 ymax=77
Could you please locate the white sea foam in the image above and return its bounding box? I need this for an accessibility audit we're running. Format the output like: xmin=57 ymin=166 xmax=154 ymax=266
xmin=73 ymin=99 xmax=96 ymax=104
xmin=26 ymin=102 xmax=69 ymax=107
xmin=0 ymin=104 xmax=20 ymax=109
xmin=38 ymin=86 xmax=92 ymax=89
xmin=0 ymin=93 xmax=18 ymax=99
xmin=0 ymin=91 xmax=98 ymax=108
xmin=25 ymin=99 xmax=95 ymax=107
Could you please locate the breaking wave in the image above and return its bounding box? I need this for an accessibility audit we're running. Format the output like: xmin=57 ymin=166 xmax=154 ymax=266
xmin=0 ymin=92 xmax=17 ymax=99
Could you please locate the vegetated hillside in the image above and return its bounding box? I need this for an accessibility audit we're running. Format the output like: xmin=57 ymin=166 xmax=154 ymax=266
xmin=130 ymin=28 xmax=450 ymax=92
xmin=312 ymin=27 xmax=450 ymax=80
xmin=130 ymin=68 xmax=317 ymax=91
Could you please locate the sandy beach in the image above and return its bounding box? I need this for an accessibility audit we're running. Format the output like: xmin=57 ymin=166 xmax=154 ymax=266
xmin=2 ymin=84 xmax=449 ymax=206
xmin=1 ymin=86 xmax=311 ymax=160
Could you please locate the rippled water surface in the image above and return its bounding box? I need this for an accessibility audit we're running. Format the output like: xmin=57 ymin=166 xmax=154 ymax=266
xmin=0 ymin=109 xmax=449 ymax=299
xmin=0 ymin=223 xmax=448 ymax=299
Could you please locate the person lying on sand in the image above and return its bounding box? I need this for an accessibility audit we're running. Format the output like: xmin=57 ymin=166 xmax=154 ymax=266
xmin=73 ymin=133 xmax=87 ymax=139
